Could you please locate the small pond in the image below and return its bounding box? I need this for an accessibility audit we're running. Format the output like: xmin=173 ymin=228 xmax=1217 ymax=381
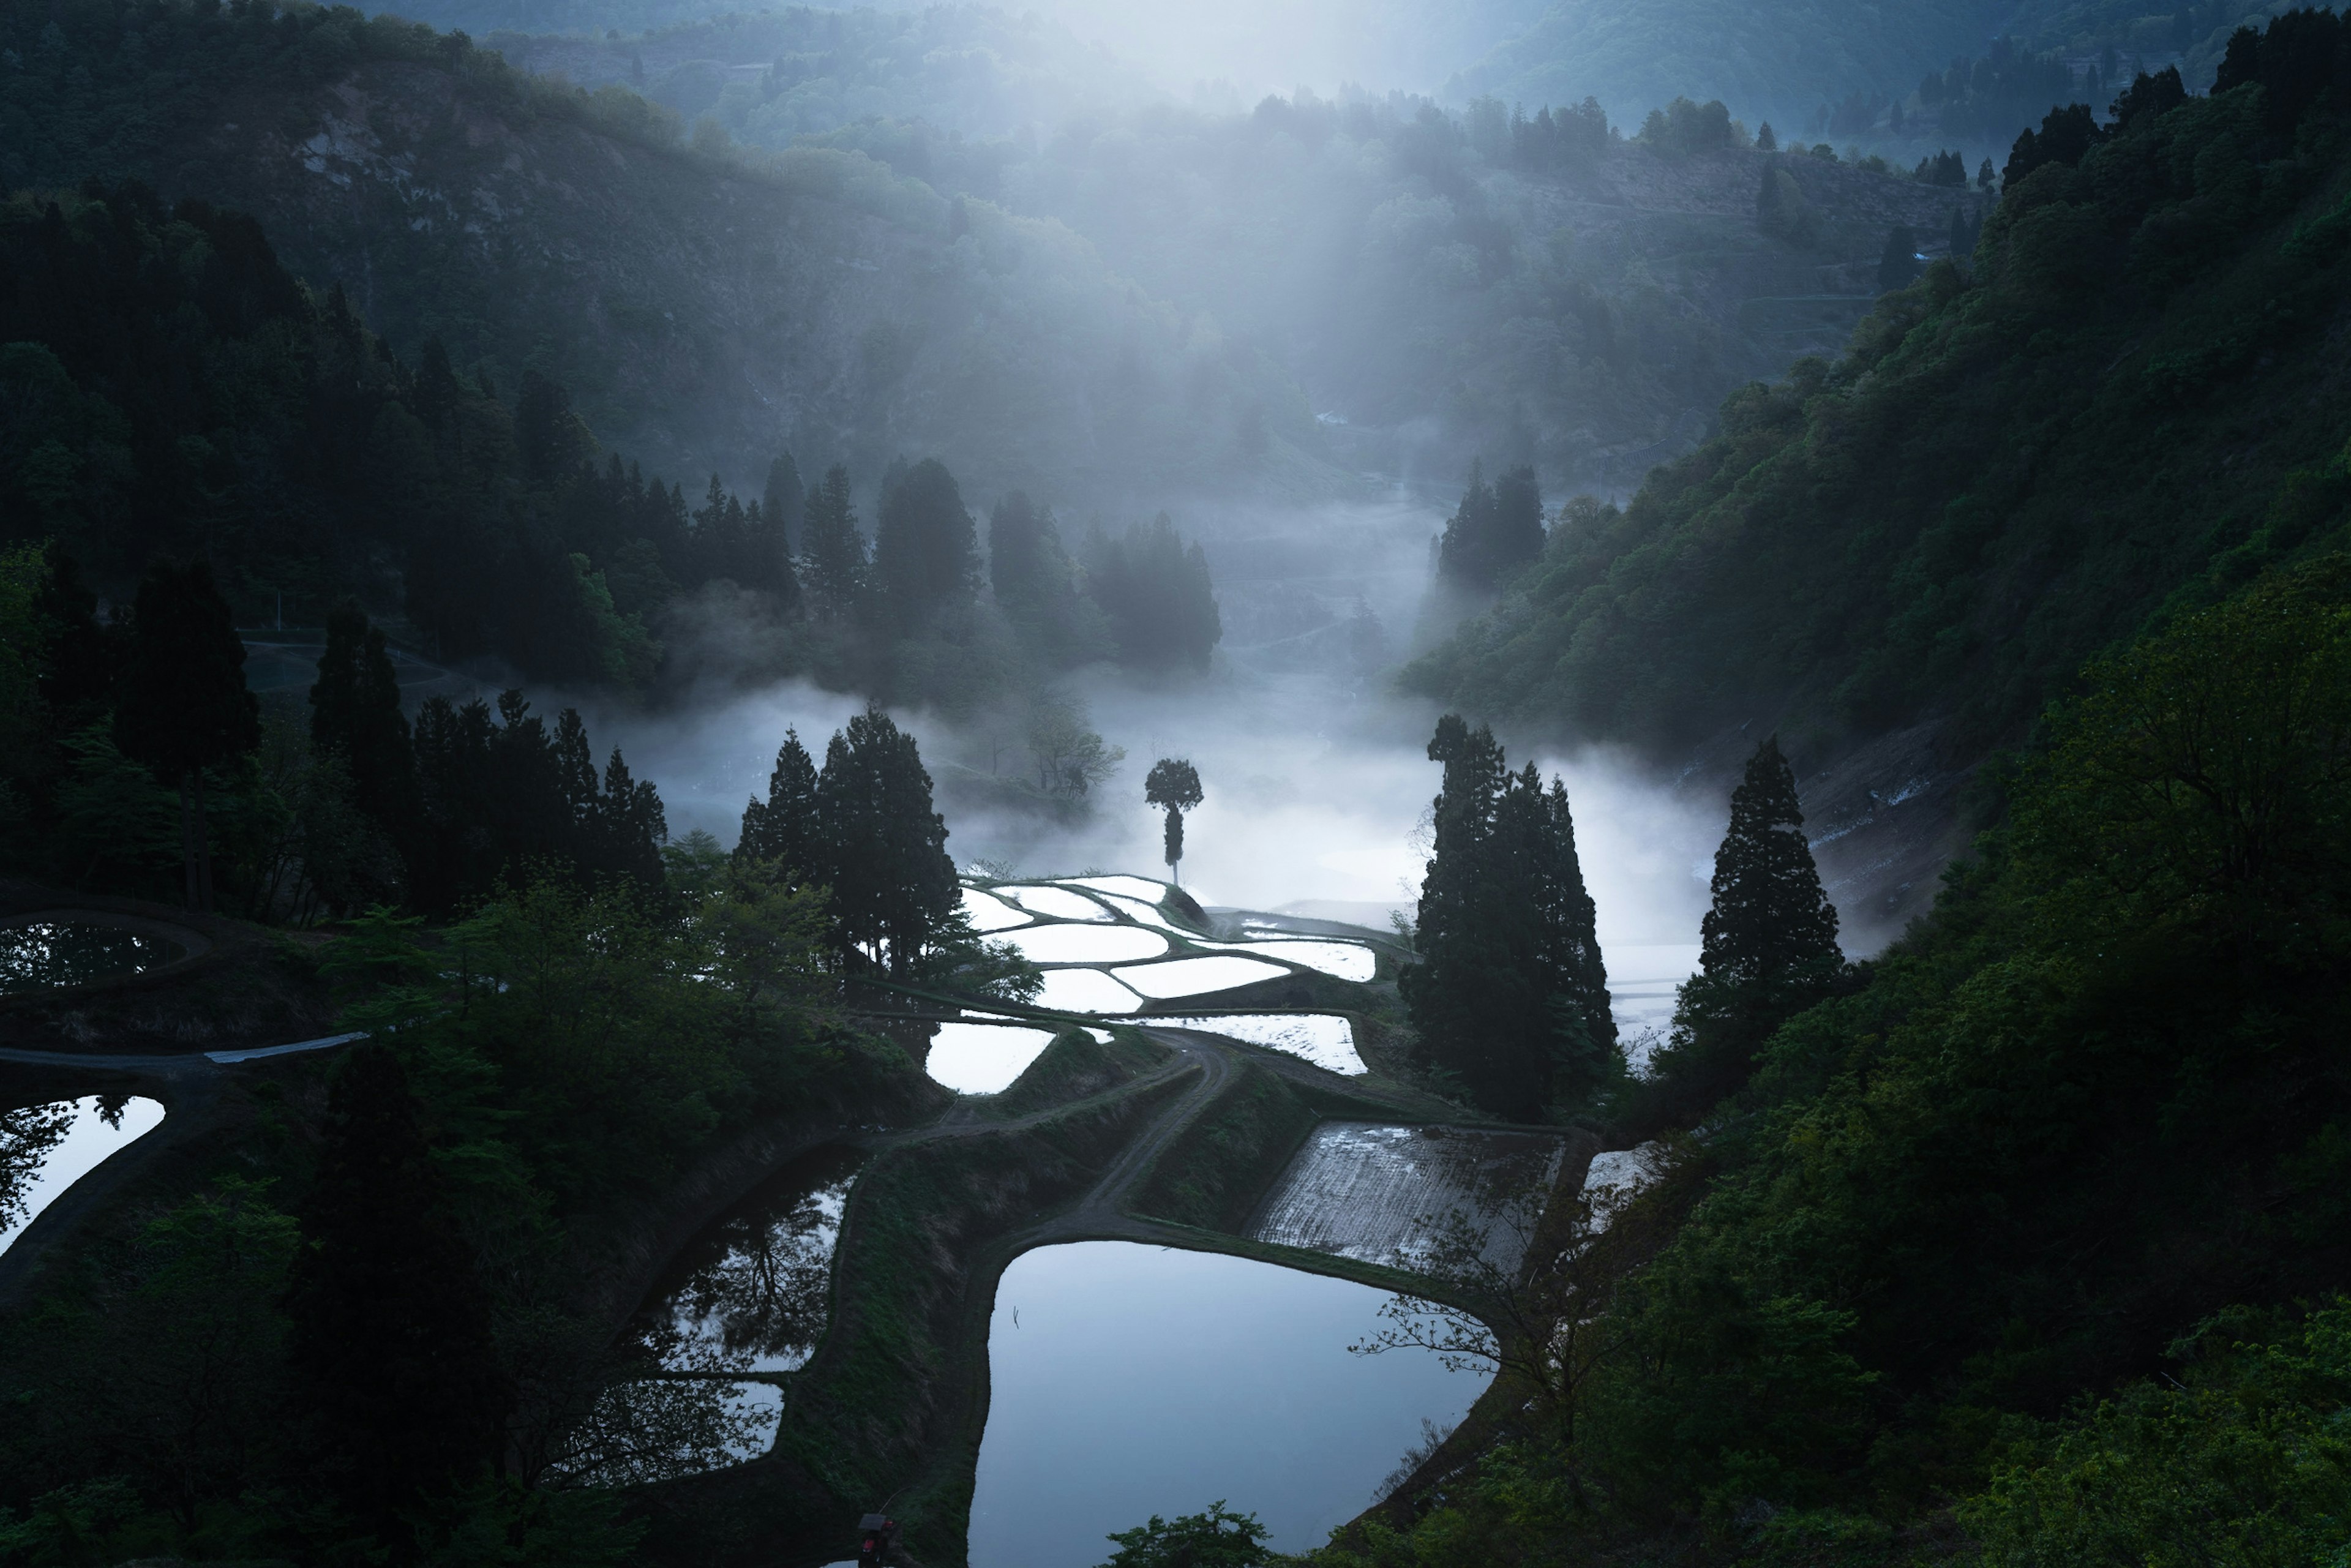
xmin=1 ymin=1095 xmax=168 ymax=1254
xmin=558 ymin=1144 xmax=865 ymax=1486
xmin=0 ymin=920 xmax=186 ymax=996
xmin=968 ymin=1242 xmax=1485 ymax=1567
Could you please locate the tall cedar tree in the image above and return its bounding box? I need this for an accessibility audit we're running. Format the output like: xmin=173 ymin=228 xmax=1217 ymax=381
xmin=1402 ymin=716 xmax=1613 ymax=1119
xmin=1699 ymin=735 xmax=1841 ymax=990
xmin=1086 ymin=514 xmax=1221 ymax=670
xmin=799 ymin=464 xmax=868 ymax=617
xmin=286 ymin=1045 xmax=506 ymax=1529
xmin=405 ymin=691 xmax=666 ymax=915
xmin=114 ymin=560 xmax=259 ymax=911
xmin=1640 ymin=735 xmax=1844 ymax=1125
xmin=872 ymin=457 xmax=979 ymax=625
xmin=1144 ymin=758 xmax=1204 ymax=882
xmin=737 ymin=728 xmax=822 ymax=882
xmin=32 ymin=544 xmax=118 ymax=730
xmin=814 ymin=708 xmax=957 ymax=978
xmin=989 ymin=492 xmax=1104 ymax=667
xmin=309 ymin=601 xmax=419 ymax=839
xmin=762 ymin=451 xmax=805 ymax=553
xmin=1437 ymin=462 xmax=1545 ymax=591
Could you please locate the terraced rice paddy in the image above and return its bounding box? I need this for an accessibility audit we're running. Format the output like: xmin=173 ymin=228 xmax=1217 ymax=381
xmin=1247 ymin=1123 xmax=1567 ymax=1270
xmin=1000 ymin=923 xmax=1170 ymax=964
xmin=961 ymin=888 xmax=1032 ymax=932
xmin=926 ymin=1021 xmax=1065 ymax=1092
xmin=1111 ymin=954 xmax=1291 ymax=997
xmin=1001 ymin=885 xmax=1111 ymax=921
xmin=1156 ymin=1015 xmax=1366 ymax=1074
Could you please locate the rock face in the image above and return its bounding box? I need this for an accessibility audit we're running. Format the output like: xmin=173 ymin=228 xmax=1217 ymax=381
xmin=104 ymin=54 xmax=1330 ymax=503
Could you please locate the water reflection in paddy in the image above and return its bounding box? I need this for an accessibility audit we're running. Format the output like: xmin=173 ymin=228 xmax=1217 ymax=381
xmin=1 ymin=920 xmax=186 ymax=994
xmin=630 ymin=1142 xmax=866 ymax=1374
xmin=970 ymin=1242 xmax=1484 ymax=1567
xmin=1 ymin=1095 xmax=168 ymax=1254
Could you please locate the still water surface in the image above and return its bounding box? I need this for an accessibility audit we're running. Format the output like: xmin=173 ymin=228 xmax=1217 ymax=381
xmin=0 ymin=1095 xmax=168 ymax=1254
xmin=969 ymin=1241 xmax=1484 ymax=1567
xmin=0 ymin=920 xmax=185 ymax=994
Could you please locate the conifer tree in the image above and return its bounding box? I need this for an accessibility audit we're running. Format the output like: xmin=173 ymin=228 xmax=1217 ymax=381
xmin=594 ymin=746 xmax=667 ymax=892
xmin=310 ymin=601 xmax=418 ymax=842
xmin=872 ymin=457 xmax=978 ymax=625
xmin=1144 ymin=758 xmax=1203 ymax=882
xmin=1698 ymin=735 xmax=1840 ymax=992
xmin=763 ymin=451 xmax=805 ymax=552
xmin=115 ymin=560 xmax=260 ymax=911
xmin=799 ymin=464 xmax=868 ymax=617
xmin=286 ymin=1045 xmax=506 ymax=1529
xmin=990 ymin=492 xmax=1107 ymax=666
xmin=814 ymin=708 xmax=956 ymax=978
xmin=1401 ymin=717 xmax=1614 ymax=1119
xmin=1085 ymin=514 xmax=1221 ymax=670
xmin=1756 ymin=120 xmax=1777 ymax=150
xmin=737 ymin=728 xmax=821 ymax=882
xmin=1437 ymin=463 xmax=1545 ymax=591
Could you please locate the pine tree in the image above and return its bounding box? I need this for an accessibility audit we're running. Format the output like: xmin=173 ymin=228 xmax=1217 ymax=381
xmin=309 ymin=601 xmax=418 ymax=842
xmin=1144 ymin=758 xmax=1203 ymax=882
xmin=990 ymin=492 xmax=1107 ymax=666
xmin=1756 ymin=119 xmax=1777 ymax=150
xmin=114 ymin=560 xmax=260 ymax=911
xmin=737 ymin=728 xmax=820 ymax=882
xmin=872 ymin=457 xmax=978 ymax=624
xmin=799 ymin=463 xmax=868 ymax=617
xmin=286 ymin=1045 xmax=506 ymax=1529
xmin=1437 ymin=463 xmax=1544 ymax=591
xmin=1698 ymin=735 xmax=1840 ymax=992
xmin=1085 ymin=514 xmax=1221 ymax=670
xmin=1534 ymin=774 xmax=1615 ymax=1102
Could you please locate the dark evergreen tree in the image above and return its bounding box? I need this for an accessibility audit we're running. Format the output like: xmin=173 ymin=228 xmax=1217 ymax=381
xmin=800 ymin=463 xmax=868 ymax=617
xmin=762 ymin=451 xmax=805 ymax=553
xmin=593 ymin=745 xmax=667 ymax=892
xmin=872 ymin=457 xmax=979 ymax=624
xmin=1401 ymin=717 xmax=1614 ymax=1120
xmin=1878 ymin=224 xmax=1922 ymax=291
xmin=31 ymin=544 xmax=119 ymax=730
xmin=814 ymin=708 xmax=956 ymax=978
xmin=114 ymin=560 xmax=260 ymax=911
xmin=286 ymin=1045 xmax=506 ymax=1531
xmin=1698 ymin=735 xmax=1840 ymax=991
xmin=737 ymin=729 xmax=821 ymax=882
xmin=989 ymin=492 xmax=1106 ymax=666
xmin=1144 ymin=758 xmax=1203 ymax=883
xmin=1084 ymin=514 xmax=1221 ymax=670
xmin=1437 ymin=463 xmax=1545 ymax=591
xmin=309 ymin=601 xmax=419 ymax=842
xmin=1756 ymin=120 xmax=1777 ymax=150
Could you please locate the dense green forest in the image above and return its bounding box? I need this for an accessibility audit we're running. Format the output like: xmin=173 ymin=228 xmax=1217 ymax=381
xmin=1412 ymin=29 xmax=2351 ymax=770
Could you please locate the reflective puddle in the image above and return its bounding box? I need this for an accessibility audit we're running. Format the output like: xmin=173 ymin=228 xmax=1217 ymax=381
xmin=969 ymin=1242 xmax=1484 ymax=1566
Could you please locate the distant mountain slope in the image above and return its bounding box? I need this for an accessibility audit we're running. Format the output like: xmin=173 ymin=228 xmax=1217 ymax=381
xmin=0 ymin=1 xmax=1333 ymax=503
xmin=1410 ymin=52 xmax=2351 ymax=923
xmin=1446 ymin=0 xmax=2004 ymax=135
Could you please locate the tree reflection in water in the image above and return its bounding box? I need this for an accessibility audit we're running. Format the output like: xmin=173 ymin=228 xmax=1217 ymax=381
xmin=638 ymin=1143 xmax=866 ymax=1375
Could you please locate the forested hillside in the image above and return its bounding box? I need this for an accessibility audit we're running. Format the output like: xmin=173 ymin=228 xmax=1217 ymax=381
xmin=0 ymin=0 xmax=1329 ymax=503
xmin=1412 ymin=37 xmax=2351 ymax=795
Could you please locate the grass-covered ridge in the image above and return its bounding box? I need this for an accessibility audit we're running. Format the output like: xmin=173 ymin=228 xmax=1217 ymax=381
xmin=1411 ymin=45 xmax=2351 ymax=769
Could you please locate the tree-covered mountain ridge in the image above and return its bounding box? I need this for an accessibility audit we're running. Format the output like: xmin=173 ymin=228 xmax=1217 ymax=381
xmin=0 ymin=0 xmax=1337 ymax=505
xmin=1412 ymin=34 xmax=2351 ymax=929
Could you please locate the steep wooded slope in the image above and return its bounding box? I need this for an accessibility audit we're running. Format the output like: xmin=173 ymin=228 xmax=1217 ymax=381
xmin=0 ymin=1 xmax=1330 ymax=502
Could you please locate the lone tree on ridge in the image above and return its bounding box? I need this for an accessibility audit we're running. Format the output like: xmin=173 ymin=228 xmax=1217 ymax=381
xmin=1145 ymin=758 xmax=1203 ymax=885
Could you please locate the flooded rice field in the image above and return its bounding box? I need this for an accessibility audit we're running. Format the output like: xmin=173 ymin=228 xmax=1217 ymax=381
xmin=969 ymin=1241 xmax=1483 ymax=1567
xmin=0 ymin=1095 xmax=168 ymax=1254
xmin=1248 ymin=1123 xmax=1567 ymax=1270
xmin=1157 ymin=1015 xmax=1365 ymax=1074
xmin=558 ymin=1144 xmax=865 ymax=1484
xmin=926 ymin=1021 xmax=1064 ymax=1093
